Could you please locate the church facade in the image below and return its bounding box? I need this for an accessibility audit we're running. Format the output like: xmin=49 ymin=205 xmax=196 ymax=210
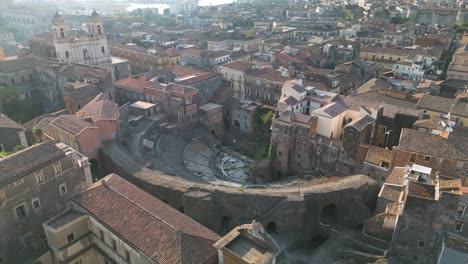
xmin=51 ymin=11 xmax=113 ymax=79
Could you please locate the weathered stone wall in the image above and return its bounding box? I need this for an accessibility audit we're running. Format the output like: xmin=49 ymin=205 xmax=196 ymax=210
xmin=100 ymin=142 xmax=379 ymax=247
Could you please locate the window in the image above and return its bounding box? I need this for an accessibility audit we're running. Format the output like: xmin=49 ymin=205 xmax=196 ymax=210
xmin=59 ymin=183 xmax=67 ymax=196
xmin=380 ymin=126 xmax=387 ymax=135
xmin=101 ymin=46 xmax=105 ymax=53
xmin=458 ymin=205 xmax=466 ymax=217
xmin=399 ymin=252 xmax=406 ymax=259
xmin=411 ymin=255 xmax=419 ymax=261
xmin=125 ymin=250 xmax=130 ymax=261
xmin=417 ymin=240 xmax=425 ymax=248
xmin=35 ymin=170 xmax=44 ymax=184
xmin=53 ymin=162 xmax=62 ymax=175
xmin=99 ymin=230 xmax=104 ymax=240
xmin=83 ymin=49 xmax=89 ymax=60
xmin=111 ymin=239 xmax=116 ymax=249
xmin=65 ymin=51 xmax=69 ymax=58
xmin=410 ymin=153 xmax=417 ymax=162
xmin=31 ymin=197 xmax=41 ymax=210
xmin=67 ymin=233 xmax=75 ymax=243
xmin=15 ymin=204 xmax=27 ymax=220
xmin=424 ymin=156 xmax=431 ymax=162
xmin=456 ymin=220 xmax=464 ymax=232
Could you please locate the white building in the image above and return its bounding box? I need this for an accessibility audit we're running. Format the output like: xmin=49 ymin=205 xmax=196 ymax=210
xmin=392 ymin=55 xmax=440 ymax=81
xmin=169 ymin=0 xmax=198 ymax=15
xmin=52 ymin=11 xmax=113 ymax=79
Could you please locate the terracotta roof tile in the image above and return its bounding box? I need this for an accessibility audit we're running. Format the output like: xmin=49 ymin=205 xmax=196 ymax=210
xmin=113 ymin=78 xmax=148 ymax=92
xmin=49 ymin=115 xmax=97 ymax=136
xmin=0 ymin=113 xmax=23 ymax=129
xmin=72 ymin=174 xmax=220 ymax=264
xmin=77 ymin=94 xmax=119 ymax=121
xmin=379 ymin=185 xmax=403 ymax=202
xmin=221 ymin=61 xmax=253 ymax=72
xmin=0 ymin=142 xmax=64 ymax=184
xmin=246 ymin=68 xmax=293 ymax=83
xmin=397 ymin=128 xmax=468 ymax=161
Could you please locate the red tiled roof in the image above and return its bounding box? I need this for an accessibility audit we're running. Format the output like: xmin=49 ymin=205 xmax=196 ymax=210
xmin=246 ymin=68 xmax=292 ymax=83
xmin=49 ymin=115 xmax=97 ymax=136
xmin=182 ymin=72 xmax=221 ymax=83
xmin=220 ymin=61 xmax=253 ymax=72
xmin=72 ymin=174 xmax=220 ymax=264
xmin=165 ymin=48 xmax=180 ymax=57
xmin=170 ymin=84 xmax=197 ymax=94
xmin=0 ymin=113 xmax=23 ymax=129
xmin=274 ymin=52 xmax=305 ymax=64
xmin=113 ymin=78 xmax=148 ymax=92
xmin=209 ymin=50 xmax=230 ymax=58
xmin=77 ymin=94 xmax=119 ymax=121
xmin=168 ymin=66 xmax=204 ymax=77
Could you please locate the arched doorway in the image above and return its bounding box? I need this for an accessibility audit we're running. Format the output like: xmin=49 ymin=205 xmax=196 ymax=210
xmin=266 ymin=222 xmax=277 ymax=233
xmin=321 ymin=203 xmax=338 ymax=225
xmin=89 ymin=159 xmax=99 ymax=172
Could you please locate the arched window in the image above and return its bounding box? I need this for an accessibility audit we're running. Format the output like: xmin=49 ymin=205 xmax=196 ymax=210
xmin=60 ymin=28 xmax=65 ymax=38
xmin=97 ymin=25 xmax=102 ymax=35
xmin=83 ymin=49 xmax=89 ymax=60
xmin=65 ymin=51 xmax=69 ymax=59
xmin=101 ymin=46 xmax=105 ymax=54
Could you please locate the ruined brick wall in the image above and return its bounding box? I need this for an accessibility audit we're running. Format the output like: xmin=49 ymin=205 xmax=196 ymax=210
xmin=100 ymin=143 xmax=380 ymax=248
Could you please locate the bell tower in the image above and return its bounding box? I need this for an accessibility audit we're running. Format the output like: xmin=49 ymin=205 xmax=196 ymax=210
xmin=51 ymin=11 xmax=68 ymax=41
xmin=88 ymin=10 xmax=104 ymax=37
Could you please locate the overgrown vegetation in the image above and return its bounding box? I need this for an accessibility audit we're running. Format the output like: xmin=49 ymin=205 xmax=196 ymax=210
xmin=14 ymin=145 xmax=26 ymax=151
xmin=0 ymin=86 xmax=44 ymax=123
xmin=252 ymin=107 xmax=275 ymax=161
xmin=453 ymin=22 xmax=468 ymax=34
xmin=390 ymin=16 xmax=410 ymax=24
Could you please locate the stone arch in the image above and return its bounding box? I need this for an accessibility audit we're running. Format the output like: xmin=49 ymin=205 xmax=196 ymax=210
xmin=266 ymin=221 xmax=277 ymax=233
xmin=321 ymin=203 xmax=338 ymax=224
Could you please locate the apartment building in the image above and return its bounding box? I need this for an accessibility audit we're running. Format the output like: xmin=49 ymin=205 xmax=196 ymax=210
xmin=0 ymin=142 xmax=92 ymax=264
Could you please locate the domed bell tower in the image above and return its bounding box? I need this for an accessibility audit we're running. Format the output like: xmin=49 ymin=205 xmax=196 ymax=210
xmin=51 ymin=11 xmax=68 ymax=41
xmin=88 ymin=10 xmax=104 ymax=38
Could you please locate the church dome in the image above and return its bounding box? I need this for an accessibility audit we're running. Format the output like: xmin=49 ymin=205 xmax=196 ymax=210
xmin=90 ymin=9 xmax=101 ymax=21
xmin=52 ymin=11 xmax=65 ymax=25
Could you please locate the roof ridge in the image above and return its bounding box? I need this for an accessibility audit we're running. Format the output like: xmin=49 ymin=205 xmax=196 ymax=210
xmin=102 ymin=180 xmax=181 ymax=233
